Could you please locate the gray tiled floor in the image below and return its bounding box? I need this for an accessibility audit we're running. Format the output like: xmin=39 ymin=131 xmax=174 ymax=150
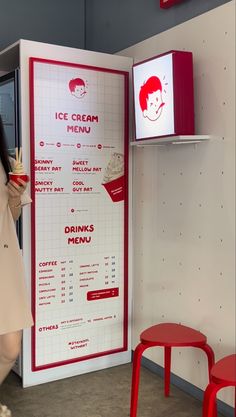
xmin=0 ymin=364 xmax=223 ymax=417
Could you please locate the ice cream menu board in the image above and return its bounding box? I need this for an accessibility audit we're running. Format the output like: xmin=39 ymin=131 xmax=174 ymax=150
xmin=29 ymin=58 xmax=129 ymax=370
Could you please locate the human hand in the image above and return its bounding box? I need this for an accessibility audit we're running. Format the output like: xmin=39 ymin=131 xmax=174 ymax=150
xmin=7 ymin=178 xmax=27 ymax=208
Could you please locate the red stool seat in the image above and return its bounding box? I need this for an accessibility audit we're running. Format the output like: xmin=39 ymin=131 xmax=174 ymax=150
xmin=130 ymin=322 xmax=215 ymax=417
xmin=141 ymin=323 xmax=207 ymax=346
xmin=211 ymin=354 xmax=236 ymax=385
xmin=202 ymin=354 xmax=236 ymax=417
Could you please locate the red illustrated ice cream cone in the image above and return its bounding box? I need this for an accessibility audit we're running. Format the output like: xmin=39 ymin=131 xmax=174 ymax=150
xmin=102 ymin=175 xmax=124 ymax=202
xmin=102 ymin=153 xmax=124 ymax=202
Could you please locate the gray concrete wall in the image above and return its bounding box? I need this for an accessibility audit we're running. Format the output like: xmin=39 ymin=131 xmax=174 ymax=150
xmin=0 ymin=0 xmax=85 ymax=51
xmin=0 ymin=0 xmax=233 ymax=57
xmin=85 ymin=0 xmax=233 ymax=53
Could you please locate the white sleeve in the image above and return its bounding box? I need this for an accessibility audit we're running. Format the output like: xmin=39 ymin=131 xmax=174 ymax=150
xmin=21 ymin=191 xmax=32 ymax=206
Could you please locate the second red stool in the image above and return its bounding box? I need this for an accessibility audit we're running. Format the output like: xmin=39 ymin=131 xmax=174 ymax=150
xmin=202 ymin=354 xmax=236 ymax=417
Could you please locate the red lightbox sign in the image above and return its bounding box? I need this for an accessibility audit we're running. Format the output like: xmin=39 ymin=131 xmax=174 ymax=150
xmin=160 ymin=0 xmax=183 ymax=8
xmin=132 ymin=50 xmax=195 ymax=141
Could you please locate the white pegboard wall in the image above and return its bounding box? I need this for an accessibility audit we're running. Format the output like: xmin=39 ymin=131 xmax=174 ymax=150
xmin=121 ymin=0 xmax=235 ymax=407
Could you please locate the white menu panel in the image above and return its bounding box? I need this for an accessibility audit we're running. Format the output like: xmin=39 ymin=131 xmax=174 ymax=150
xmin=30 ymin=59 xmax=128 ymax=370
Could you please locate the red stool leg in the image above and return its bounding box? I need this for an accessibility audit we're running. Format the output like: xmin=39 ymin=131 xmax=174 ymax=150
xmin=164 ymin=346 xmax=171 ymax=397
xmin=202 ymin=382 xmax=219 ymax=417
xmin=130 ymin=343 xmax=149 ymax=417
xmin=234 ymin=387 xmax=236 ymax=417
xmin=200 ymin=344 xmax=215 ymax=381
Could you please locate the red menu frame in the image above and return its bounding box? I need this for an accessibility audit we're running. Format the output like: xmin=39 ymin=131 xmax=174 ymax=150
xmin=29 ymin=57 xmax=129 ymax=371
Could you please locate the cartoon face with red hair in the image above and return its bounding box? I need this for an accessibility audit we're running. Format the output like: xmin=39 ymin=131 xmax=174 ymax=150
xmin=69 ymin=78 xmax=87 ymax=98
xmin=139 ymin=76 xmax=165 ymax=121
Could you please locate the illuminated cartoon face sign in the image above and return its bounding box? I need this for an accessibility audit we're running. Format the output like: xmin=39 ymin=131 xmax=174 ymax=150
xmin=139 ymin=76 xmax=165 ymax=121
xmin=69 ymin=78 xmax=87 ymax=98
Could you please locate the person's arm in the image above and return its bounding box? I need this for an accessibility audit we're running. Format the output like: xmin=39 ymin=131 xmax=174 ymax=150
xmin=7 ymin=179 xmax=27 ymax=222
xmin=8 ymin=196 xmax=22 ymax=221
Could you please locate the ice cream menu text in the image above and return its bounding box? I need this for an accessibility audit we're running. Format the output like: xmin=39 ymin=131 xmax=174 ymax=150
xmin=30 ymin=58 xmax=128 ymax=370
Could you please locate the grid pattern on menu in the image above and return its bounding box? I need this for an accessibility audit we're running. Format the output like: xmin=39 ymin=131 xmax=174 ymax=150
xmin=33 ymin=60 xmax=127 ymax=367
xmin=34 ymin=62 xmax=125 ymax=145
xmin=35 ymin=198 xmax=124 ymax=256
xmin=36 ymin=298 xmax=124 ymax=366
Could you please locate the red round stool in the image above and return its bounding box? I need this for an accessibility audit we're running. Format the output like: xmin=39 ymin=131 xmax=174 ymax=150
xmin=130 ymin=322 xmax=215 ymax=417
xmin=202 ymin=354 xmax=236 ymax=417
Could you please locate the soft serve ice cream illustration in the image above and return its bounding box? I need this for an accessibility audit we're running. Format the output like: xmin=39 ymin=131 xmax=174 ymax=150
xmin=9 ymin=147 xmax=29 ymax=185
xmin=102 ymin=153 xmax=125 ymax=202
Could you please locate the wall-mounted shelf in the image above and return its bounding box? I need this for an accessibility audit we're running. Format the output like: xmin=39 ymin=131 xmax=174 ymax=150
xmin=130 ymin=135 xmax=212 ymax=147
